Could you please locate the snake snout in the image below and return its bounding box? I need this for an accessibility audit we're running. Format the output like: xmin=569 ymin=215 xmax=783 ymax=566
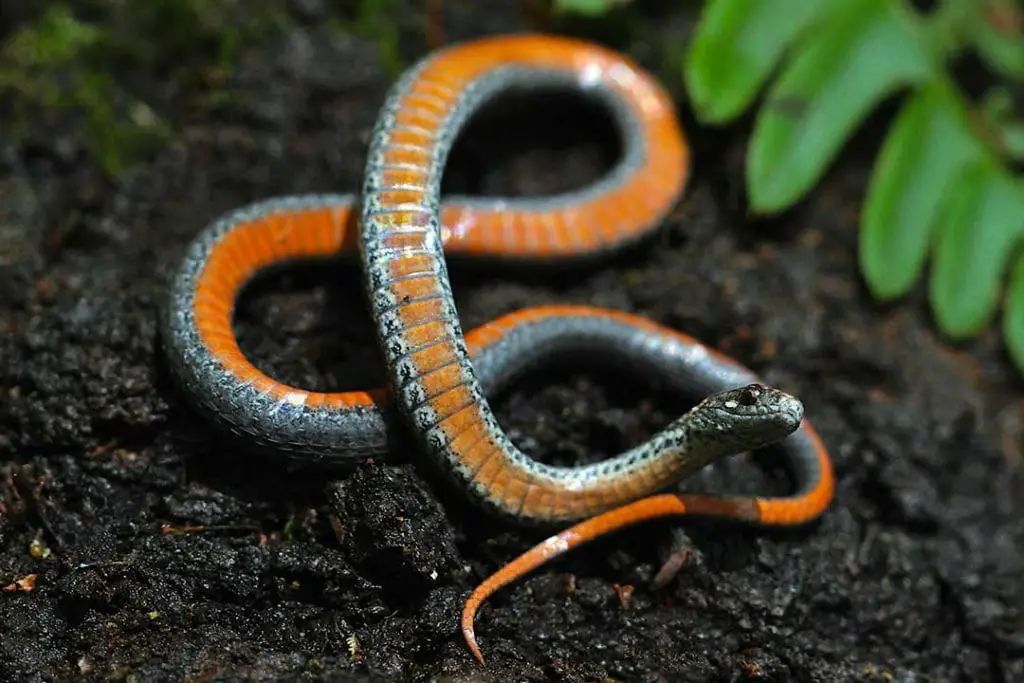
xmin=715 ymin=383 xmax=805 ymax=442
xmin=753 ymin=384 xmax=805 ymax=431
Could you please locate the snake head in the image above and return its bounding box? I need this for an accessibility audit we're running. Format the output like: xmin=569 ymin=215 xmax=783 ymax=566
xmin=687 ymin=383 xmax=804 ymax=455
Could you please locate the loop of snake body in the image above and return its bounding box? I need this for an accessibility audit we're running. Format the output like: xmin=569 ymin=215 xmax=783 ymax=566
xmin=162 ymin=34 xmax=834 ymax=666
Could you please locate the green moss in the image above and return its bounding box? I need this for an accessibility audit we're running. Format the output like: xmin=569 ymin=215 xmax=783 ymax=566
xmin=0 ymin=1 xmax=446 ymax=174
xmin=344 ymin=0 xmax=406 ymax=78
xmin=0 ymin=2 xmax=288 ymax=175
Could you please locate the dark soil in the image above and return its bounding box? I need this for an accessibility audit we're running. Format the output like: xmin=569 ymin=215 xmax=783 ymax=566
xmin=2 ymin=2 xmax=1022 ymax=682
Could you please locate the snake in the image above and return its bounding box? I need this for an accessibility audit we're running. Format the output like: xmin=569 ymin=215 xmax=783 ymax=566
xmin=161 ymin=33 xmax=834 ymax=666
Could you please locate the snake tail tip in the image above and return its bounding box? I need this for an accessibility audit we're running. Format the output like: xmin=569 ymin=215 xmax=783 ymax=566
xmin=463 ymin=629 xmax=486 ymax=666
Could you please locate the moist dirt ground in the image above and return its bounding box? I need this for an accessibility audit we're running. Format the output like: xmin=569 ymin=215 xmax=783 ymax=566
xmin=2 ymin=2 xmax=1022 ymax=682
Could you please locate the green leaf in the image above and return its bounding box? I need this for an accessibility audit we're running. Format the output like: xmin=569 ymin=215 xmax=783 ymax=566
xmin=860 ymin=88 xmax=982 ymax=300
xmin=1004 ymin=250 xmax=1024 ymax=373
xmin=747 ymin=0 xmax=933 ymax=213
xmin=554 ymin=0 xmax=627 ymax=16
xmin=964 ymin=0 xmax=1024 ymax=80
xmin=980 ymin=88 xmax=1024 ymax=161
xmin=997 ymin=121 xmax=1024 ymax=160
xmin=980 ymin=87 xmax=1016 ymax=123
xmin=684 ymin=0 xmax=831 ymax=123
xmin=929 ymin=161 xmax=1024 ymax=338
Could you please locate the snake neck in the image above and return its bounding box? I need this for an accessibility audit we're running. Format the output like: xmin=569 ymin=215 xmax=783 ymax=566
xmin=444 ymin=407 xmax=741 ymax=525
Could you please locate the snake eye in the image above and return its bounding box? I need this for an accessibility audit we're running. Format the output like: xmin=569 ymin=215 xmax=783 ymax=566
xmin=737 ymin=384 xmax=763 ymax=406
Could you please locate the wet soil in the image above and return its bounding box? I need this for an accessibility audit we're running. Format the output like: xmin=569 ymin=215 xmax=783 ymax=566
xmin=2 ymin=2 xmax=1022 ymax=682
